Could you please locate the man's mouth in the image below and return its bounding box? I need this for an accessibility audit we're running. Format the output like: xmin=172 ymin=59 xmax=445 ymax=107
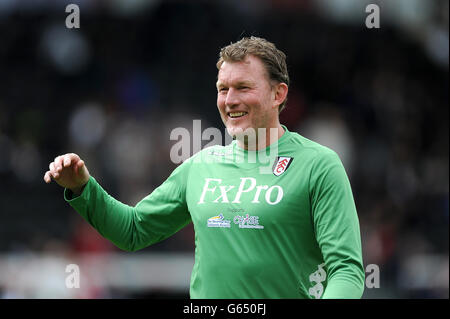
xmin=228 ymin=111 xmax=248 ymax=118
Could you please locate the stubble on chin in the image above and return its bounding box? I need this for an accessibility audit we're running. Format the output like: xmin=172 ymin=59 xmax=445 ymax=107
xmin=226 ymin=125 xmax=260 ymax=150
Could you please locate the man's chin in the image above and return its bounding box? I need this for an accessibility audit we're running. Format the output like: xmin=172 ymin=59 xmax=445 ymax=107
xmin=226 ymin=126 xmax=237 ymax=138
xmin=226 ymin=126 xmax=250 ymax=138
xmin=226 ymin=125 xmax=259 ymax=145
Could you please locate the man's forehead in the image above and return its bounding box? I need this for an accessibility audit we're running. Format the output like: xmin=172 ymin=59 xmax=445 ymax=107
xmin=217 ymin=56 xmax=267 ymax=84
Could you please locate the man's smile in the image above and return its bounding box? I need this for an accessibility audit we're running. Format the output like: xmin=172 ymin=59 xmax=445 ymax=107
xmin=227 ymin=111 xmax=248 ymax=119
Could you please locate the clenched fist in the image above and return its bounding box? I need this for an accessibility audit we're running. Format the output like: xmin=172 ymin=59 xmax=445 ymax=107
xmin=44 ymin=153 xmax=90 ymax=196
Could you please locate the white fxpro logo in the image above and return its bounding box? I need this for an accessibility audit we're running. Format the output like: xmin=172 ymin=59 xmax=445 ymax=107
xmin=197 ymin=177 xmax=284 ymax=205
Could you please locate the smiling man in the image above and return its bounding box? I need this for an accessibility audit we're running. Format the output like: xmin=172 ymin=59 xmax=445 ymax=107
xmin=44 ymin=36 xmax=365 ymax=299
xmin=216 ymin=48 xmax=288 ymax=150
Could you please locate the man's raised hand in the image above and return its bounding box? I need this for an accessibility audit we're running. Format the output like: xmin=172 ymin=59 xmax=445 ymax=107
xmin=44 ymin=153 xmax=90 ymax=196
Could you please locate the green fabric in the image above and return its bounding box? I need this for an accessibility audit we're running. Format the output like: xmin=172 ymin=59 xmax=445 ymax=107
xmin=65 ymin=125 xmax=364 ymax=298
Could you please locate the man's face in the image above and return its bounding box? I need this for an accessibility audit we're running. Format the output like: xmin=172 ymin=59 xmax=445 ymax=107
xmin=216 ymin=55 xmax=279 ymax=140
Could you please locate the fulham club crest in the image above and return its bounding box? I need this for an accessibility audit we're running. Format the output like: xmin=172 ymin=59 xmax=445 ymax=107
xmin=272 ymin=156 xmax=293 ymax=176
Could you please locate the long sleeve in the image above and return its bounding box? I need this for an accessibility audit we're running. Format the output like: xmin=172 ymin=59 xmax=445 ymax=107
xmin=64 ymin=161 xmax=192 ymax=252
xmin=309 ymin=151 xmax=365 ymax=298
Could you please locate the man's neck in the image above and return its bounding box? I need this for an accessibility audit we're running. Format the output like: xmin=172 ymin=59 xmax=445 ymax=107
xmin=237 ymin=124 xmax=285 ymax=151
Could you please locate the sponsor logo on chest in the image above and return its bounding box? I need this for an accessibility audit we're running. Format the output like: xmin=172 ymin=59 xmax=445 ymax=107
xmin=233 ymin=214 xmax=264 ymax=229
xmin=207 ymin=214 xmax=231 ymax=228
xmin=198 ymin=177 xmax=284 ymax=205
xmin=206 ymin=213 xmax=264 ymax=229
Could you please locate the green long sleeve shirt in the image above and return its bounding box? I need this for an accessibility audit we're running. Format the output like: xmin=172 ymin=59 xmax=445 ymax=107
xmin=65 ymin=125 xmax=365 ymax=298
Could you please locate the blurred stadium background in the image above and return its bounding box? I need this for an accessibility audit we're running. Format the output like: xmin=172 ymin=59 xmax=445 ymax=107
xmin=0 ymin=0 xmax=448 ymax=298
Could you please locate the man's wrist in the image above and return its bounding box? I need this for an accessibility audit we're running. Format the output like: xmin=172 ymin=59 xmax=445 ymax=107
xmin=70 ymin=183 xmax=87 ymax=197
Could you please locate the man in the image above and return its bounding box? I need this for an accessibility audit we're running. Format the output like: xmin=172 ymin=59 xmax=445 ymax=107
xmin=44 ymin=37 xmax=365 ymax=298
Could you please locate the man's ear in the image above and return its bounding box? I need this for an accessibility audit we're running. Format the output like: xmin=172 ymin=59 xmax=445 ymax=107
xmin=272 ymin=82 xmax=288 ymax=109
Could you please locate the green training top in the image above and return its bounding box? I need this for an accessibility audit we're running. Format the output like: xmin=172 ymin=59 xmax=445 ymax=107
xmin=64 ymin=125 xmax=365 ymax=298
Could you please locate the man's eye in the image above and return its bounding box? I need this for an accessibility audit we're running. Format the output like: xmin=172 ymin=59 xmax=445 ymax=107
xmin=219 ymin=88 xmax=228 ymax=92
xmin=239 ymin=86 xmax=249 ymax=90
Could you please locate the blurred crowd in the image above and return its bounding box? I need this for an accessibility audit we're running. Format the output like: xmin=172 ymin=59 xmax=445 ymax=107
xmin=0 ymin=0 xmax=448 ymax=298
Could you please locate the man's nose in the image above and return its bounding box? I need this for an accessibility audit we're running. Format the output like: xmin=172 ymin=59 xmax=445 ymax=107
xmin=225 ymin=88 xmax=240 ymax=107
